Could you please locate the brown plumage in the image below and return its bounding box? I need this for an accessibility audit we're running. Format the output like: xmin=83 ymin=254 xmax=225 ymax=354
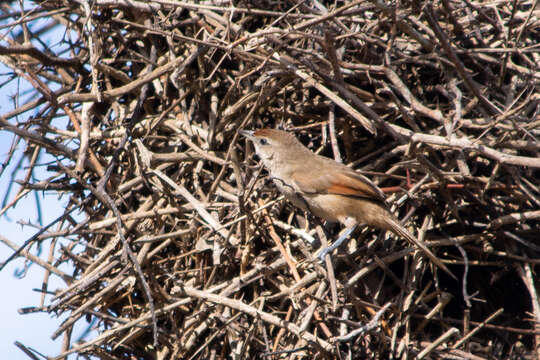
xmin=241 ymin=128 xmax=452 ymax=277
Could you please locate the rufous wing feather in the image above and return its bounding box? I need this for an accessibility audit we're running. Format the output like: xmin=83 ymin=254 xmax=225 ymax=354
xmin=292 ymin=169 xmax=386 ymax=203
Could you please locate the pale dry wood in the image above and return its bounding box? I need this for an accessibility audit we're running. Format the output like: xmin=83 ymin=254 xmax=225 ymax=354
xmin=0 ymin=0 xmax=538 ymax=358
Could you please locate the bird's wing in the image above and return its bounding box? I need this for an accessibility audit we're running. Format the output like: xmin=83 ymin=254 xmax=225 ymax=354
xmin=291 ymin=167 xmax=386 ymax=204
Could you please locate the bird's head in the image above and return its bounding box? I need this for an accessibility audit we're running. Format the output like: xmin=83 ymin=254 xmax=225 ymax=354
xmin=240 ymin=128 xmax=302 ymax=165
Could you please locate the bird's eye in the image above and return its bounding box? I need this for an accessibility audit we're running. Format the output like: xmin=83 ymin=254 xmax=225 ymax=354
xmin=259 ymin=138 xmax=269 ymax=145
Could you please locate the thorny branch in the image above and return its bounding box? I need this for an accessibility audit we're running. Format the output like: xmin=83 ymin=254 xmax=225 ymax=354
xmin=0 ymin=0 xmax=539 ymax=359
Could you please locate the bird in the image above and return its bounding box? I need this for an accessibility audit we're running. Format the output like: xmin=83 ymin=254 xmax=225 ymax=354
xmin=240 ymin=128 xmax=452 ymax=277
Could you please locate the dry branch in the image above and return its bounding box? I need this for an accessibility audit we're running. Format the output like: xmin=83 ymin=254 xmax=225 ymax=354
xmin=0 ymin=0 xmax=539 ymax=359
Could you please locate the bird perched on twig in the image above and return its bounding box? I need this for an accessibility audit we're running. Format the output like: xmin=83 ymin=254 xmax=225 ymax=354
xmin=241 ymin=128 xmax=452 ymax=278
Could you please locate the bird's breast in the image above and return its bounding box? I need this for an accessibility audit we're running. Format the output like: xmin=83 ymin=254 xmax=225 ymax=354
xmin=274 ymin=187 xmax=389 ymax=228
xmin=272 ymin=180 xmax=342 ymax=222
xmin=272 ymin=178 xmax=309 ymax=211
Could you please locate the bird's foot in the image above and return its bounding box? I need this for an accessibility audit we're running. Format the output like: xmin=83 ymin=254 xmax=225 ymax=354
xmin=317 ymin=225 xmax=357 ymax=262
xmin=317 ymin=247 xmax=331 ymax=262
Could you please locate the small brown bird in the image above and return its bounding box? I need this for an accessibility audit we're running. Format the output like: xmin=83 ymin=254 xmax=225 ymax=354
xmin=241 ymin=128 xmax=452 ymax=277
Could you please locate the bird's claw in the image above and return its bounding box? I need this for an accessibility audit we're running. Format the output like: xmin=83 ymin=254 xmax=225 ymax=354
xmin=317 ymin=248 xmax=330 ymax=262
xmin=316 ymin=225 xmax=357 ymax=263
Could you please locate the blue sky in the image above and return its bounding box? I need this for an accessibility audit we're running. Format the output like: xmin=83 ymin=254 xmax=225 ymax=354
xmin=0 ymin=86 xmax=94 ymax=360
xmin=0 ymin=10 xmax=89 ymax=357
xmin=0 ymin=172 xmax=67 ymax=357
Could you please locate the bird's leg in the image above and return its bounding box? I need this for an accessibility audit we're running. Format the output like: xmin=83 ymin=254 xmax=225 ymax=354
xmin=317 ymin=224 xmax=357 ymax=261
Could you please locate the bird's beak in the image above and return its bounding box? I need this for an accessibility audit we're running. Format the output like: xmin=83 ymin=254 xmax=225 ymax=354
xmin=239 ymin=130 xmax=255 ymax=140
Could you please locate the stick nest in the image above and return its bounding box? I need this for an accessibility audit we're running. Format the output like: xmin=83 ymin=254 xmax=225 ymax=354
xmin=1 ymin=0 xmax=539 ymax=359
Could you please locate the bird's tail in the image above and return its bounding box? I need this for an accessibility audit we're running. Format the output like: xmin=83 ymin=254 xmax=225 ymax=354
xmin=383 ymin=216 xmax=454 ymax=279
